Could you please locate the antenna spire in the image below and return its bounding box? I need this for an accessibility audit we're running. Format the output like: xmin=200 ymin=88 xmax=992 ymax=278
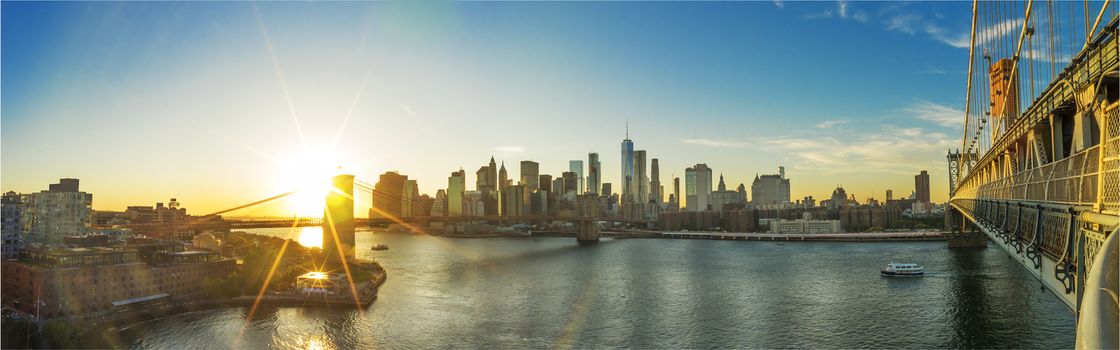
xmin=626 ymin=119 xmax=629 ymax=139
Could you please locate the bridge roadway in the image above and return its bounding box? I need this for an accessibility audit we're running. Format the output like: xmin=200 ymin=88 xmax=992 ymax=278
xmin=947 ymin=5 xmax=1118 ymax=348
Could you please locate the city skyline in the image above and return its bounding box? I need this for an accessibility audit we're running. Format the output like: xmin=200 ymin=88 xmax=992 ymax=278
xmin=2 ymin=1 xmax=971 ymax=215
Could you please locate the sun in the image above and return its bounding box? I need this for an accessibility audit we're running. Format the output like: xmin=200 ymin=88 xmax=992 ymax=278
xmin=274 ymin=150 xmax=343 ymax=217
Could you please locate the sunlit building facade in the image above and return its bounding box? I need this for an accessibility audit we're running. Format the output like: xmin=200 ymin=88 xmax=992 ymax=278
xmin=685 ymin=164 xmax=712 ymax=211
xmin=569 ymin=160 xmax=584 ymax=194
xmin=448 ymin=170 xmax=465 ymax=216
xmin=22 ymin=178 xmax=92 ymax=244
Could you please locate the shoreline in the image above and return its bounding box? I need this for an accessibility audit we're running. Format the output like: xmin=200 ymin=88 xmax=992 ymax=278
xmin=431 ymin=231 xmax=949 ymax=242
xmin=72 ymin=268 xmax=390 ymax=345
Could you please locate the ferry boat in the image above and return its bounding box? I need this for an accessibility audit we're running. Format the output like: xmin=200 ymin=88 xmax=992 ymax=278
xmin=880 ymin=262 xmax=923 ymax=276
xmin=370 ymin=244 xmax=389 ymax=251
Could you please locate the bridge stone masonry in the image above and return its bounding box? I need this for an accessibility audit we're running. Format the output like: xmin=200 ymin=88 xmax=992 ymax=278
xmin=947 ymin=2 xmax=1118 ymax=347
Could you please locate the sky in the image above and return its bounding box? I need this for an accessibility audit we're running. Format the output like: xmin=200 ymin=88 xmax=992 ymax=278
xmin=2 ymin=1 xmax=978 ymax=216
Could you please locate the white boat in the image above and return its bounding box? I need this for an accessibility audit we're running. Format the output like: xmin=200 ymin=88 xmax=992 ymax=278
xmin=880 ymin=262 xmax=924 ymax=276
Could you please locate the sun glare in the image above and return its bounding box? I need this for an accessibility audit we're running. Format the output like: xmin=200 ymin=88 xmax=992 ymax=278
xmin=275 ymin=150 xmax=343 ymax=217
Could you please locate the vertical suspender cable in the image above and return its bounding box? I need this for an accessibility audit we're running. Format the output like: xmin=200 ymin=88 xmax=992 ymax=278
xmin=963 ymin=0 xmax=980 ymax=179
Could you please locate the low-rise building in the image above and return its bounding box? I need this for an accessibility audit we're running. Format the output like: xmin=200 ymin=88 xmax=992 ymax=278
xmin=1 ymin=243 xmax=234 ymax=319
xmin=769 ymin=219 xmax=842 ymax=234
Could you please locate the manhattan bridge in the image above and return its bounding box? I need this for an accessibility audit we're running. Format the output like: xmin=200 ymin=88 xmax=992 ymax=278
xmin=945 ymin=0 xmax=1118 ymax=347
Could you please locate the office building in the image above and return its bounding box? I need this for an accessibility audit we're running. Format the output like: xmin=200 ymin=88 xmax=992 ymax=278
xmin=620 ymin=129 xmax=635 ymax=203
xmin=886 ymin=189 xmax=894 ymax=202
xmin=539 ymin=174 xmax=553 ymax=192
xmin=588 ymin=153 xmax=601 ymax=195
xmin=737 ymin=183 xmax=747 ymax=203
xmin=562 ymin=171 xmax=578 ymax=194
xmin=569 ymin=160 xmax=584 ymax=194
xmin=634 ymin=151 xmax=648 ymax=203
xmin=448 ymin=170 xmax=466 ymax=216
xmin=650 ymin=158 xmax=661 ymax=204
xmin=372 ymin=172 xmax=406 ymax=220
xmin=685 ymin=164 xmax=713 ymax=211
xmin=602 ymin=183 xmax=612 ymax=197
xmin=502 ymin=185 xmax=529 ymax=216
xmin=402 ymin=180 xmax=418 ymax=217
xmin=751 ymin=167 xmax=791 ymax=206
xmin=673 ymin=177 xmax=681 ymax=210
xmin=486 ymin=157 xmax=498 ymax=192
xmin=519 ymin=161 xmax=539 ymax=189
xmin=431 ymin=190 xmax=447 ymax=217
xmin=463 ymin=191 xmax=485 ymax=217
xmin=915 ymin=170 xmax=931 ymax=203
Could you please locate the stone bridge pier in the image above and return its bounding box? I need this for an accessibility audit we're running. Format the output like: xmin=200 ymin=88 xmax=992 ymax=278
xmin=946 ymin=207 xmax=987 ymax=248
xmin=576 ymin=194 xmax=600 ymax=243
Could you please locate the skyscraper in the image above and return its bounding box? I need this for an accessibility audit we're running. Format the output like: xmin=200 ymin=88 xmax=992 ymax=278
xmin=685 ymin=164 xmax=713 ymax=211
xmin=402 ymin=179 xmax=417 ymax=217
xmin=915 ymin=170 xmax=931 ymax=203
xmin=650 ymin=158 xmax=661 ymax=204
xmin=587 ymin=153 xmax=601 ymax=195
xmin=372 ymin=171 xmax=406 ymax=220
xmin=562 ymin=171 xmax=578 ymax=194
xmin=620 ymin=125 xmax=634 ymax=203
xmin=673 ymin=177 xmax=681 ymax=210
xmin=539 ymin=174 xmax=553 ymax=192
xmin=569 ymin=160 xmax=584 ymax=194
xmin=476 ymin=166 xmax=490 ymax=193
xmin=886 ymin=189 xmax=894 ymax=201
xmin=634 ymin=150 xmax=648 ymax=203
xmin=488 ymin=156 xmax=498 ymax=192
xmin=499 ymin=162 xmax=509 ymax=190
xmin=520 ymin=161 xmax=539 ymax=189
xmin=448 ymin=170 xmax=465 ymax=216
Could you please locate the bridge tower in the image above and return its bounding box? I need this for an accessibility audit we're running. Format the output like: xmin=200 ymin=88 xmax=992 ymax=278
xmin=576 ymin=194 xmax=600 ymax=243
xmin=323 ymin=174 xmax=356 ymax=267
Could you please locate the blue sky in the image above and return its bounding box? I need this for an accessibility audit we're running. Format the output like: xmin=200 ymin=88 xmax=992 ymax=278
xmin=2 ymin=1 xmax=975 ymax=214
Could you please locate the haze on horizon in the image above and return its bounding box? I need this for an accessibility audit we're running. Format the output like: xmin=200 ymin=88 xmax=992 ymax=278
xmin=1 ymin=1 xmax=972 ymax=216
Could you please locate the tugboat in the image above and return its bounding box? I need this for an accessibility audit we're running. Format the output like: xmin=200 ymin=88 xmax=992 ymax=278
xmin=370 ymin=244 xmax=389 ymax=251
xmin=880 ymin=262 xmax=923 ymax=277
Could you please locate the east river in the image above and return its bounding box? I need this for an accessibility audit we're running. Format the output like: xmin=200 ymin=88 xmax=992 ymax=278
xmin=114 ymin=228 xmax=1074 ymax=349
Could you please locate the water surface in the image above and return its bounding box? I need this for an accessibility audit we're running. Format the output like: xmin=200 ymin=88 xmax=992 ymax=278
xmin=118 ymin=229 xmax=1075 ymax=348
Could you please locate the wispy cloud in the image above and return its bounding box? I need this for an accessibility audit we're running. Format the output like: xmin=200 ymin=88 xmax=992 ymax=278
xmin=805 ymin=1 xmax=867 ymax=22
xmin=815 ymin=120 xmax=849 ymax=129
xmin=680 ymin=138 xmax=747 ymax=148
xmin=885 ymin=13 xmax=921 ymax=35
xmin=903 ymin=100 xmax=963 ymax=128
xmin=752 ymin=125 xmax=956 ymax=175
xmin=772 ymin=0 xmax=784 ymax=8
xmin=804 ymin=9 xmax=834 ymax=20
xmin=924 ymin=23 xmax=969 ymax=48
xmin=493 ymin=145 xmax=525 ymax=153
